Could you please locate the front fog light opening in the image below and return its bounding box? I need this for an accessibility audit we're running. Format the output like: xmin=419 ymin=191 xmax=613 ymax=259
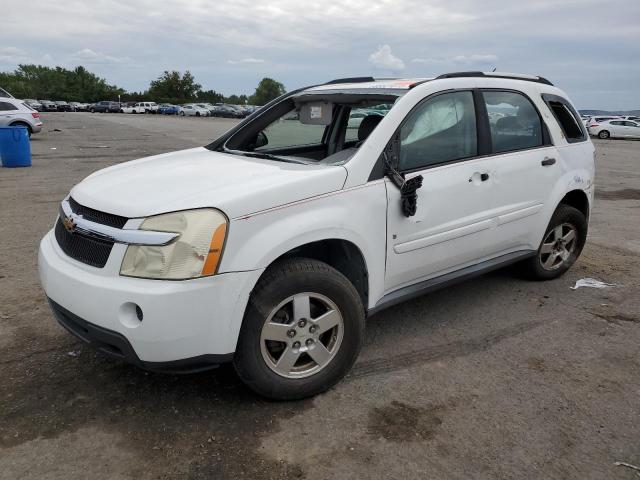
xmin=119 ymin=302 xmax=144 ymax=329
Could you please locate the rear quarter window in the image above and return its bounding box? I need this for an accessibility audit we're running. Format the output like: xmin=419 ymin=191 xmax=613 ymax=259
xmin=542 ymin=94 xmax=587 ymax=143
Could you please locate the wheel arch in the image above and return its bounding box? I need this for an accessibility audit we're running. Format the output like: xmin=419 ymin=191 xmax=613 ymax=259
xmin=560 ymin=189 xmax=590 ymax=219
xmin=261 ymin=238 xmax=369 ymax=309
xmin=8 ymin=121 xmax=32 ymax=133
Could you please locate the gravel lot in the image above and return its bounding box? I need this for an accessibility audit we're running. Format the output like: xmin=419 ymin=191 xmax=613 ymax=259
xmin=1 ymin=113 xmax=639 ymax=480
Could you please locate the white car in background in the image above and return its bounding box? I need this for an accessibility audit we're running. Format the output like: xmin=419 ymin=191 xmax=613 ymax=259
xmin=179 ymin=104 xmax=209 ymax=116
xmin=121 ymin=104 xmax=145 ymax=114
xmin=588 ymin=119 xmax=640 ymax=139
xmin=0 ymin=97 xmax=43 ymax=136
xmin=135 ymin=102 xmax=158 ymax=114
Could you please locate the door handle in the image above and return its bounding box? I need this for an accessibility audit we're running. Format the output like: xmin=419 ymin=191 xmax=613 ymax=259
xmin=541 ymin=157 xmax=556 ymax=166
xmin=480 ymin=173 xmax=489 ymax=181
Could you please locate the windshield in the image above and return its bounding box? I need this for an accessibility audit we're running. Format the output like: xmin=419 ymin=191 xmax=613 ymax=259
xmin=223 ymin=95 xmax=400 ymax=165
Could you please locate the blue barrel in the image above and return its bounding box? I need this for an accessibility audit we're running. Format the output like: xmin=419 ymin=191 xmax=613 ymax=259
xmin=0 ymin=126 xmax=32 ymax=168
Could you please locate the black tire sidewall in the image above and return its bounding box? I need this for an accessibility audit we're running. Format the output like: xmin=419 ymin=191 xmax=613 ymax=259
xmin=234 ymin=258 xmax=365 ymax=400
xmin=531 ymin=205 xmax=588 ymax=280
xmin=599 ymin=130 xmax=609 ymax=139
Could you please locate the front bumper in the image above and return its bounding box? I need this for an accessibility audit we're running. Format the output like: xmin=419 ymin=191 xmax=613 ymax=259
xmin=39 ymin=229 xmax=263 ymax=365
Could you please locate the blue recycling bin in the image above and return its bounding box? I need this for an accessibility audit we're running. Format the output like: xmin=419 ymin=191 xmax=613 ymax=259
xmin=0 ymin=126 xmax=32 ymax=168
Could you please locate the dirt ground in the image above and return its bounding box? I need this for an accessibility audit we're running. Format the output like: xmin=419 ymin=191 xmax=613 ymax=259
xmin=0 ymin=113 xmax=639 ymax=480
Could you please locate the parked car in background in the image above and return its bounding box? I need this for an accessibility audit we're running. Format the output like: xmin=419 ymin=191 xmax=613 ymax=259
xmin=211 ymin=104 xmax=243 ymax=118
xmin=0 ymin=97 xmax=43 ymax=136
xmin=196 ymin=103 xmax=216 ymax=115
xmin=621 ymin=115 xmax=640 ymax=122
xmin=69 ymin=102 xmax=88 ymax=112
xmin=40 ymin=100 xmax=58 ymax=112
xmin=24 ymin=99 xmax=44 ymax=111
xmin=179 ymin=104 xmax=209 ymax=116
xmin=89 ymin=101 xmax=120 ymax=113
xmin=158 ymin=104 xmax=180 ymax=115
xmin=588 ymin=119 xmax=640 ymax=139
xmin=136 ymin=102 xmax=158 ymax=114
xmin=55 ymin=101 xmax=73 ymax=112
xmin=121 ymin=103 xmax=145 ymax=114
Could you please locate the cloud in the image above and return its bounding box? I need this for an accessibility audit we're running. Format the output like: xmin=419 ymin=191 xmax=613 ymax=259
xmin=226 ymin=58 xmax=265 ymax=65
xmin=368 ymin=45 xmax=405 ymax=71
xmin=71 ymin=48 xmax=129 ymax=64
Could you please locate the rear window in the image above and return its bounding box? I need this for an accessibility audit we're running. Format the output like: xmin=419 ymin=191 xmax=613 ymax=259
xmin=0 ymin=101 xmax=18 ymax=111
xmin=542 ymin=94 xmax=586 ymax=143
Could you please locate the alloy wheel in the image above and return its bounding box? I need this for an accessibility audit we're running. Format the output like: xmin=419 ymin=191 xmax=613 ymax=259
xmin=260 ymin=292 xmax=344 ymax=379
xmin=539 ymin=223 xmax=578 ymax=270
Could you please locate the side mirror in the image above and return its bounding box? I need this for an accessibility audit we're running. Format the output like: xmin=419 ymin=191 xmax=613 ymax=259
xmin=254 ymin=131 xmax=268 ymax=148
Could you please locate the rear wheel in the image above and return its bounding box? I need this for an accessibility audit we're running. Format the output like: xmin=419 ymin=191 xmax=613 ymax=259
xmin=598 ymin=130 xmax=610 ymax=139
xmin=90 ymin=108 xmax=95 ymax=113
xmin=518 ymin=204 xmax=587 ymax=280
xmin=234 ymin=258 xmax=365 ymax=400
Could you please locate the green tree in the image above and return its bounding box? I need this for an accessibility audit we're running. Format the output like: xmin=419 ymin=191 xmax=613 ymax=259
xmin=196 ymin=89 xmax=224 ymax=104
xmin=249 ymin=78 xmax=285 ymax=106
xmin=147 ymin=70 xmax=201 ymax=103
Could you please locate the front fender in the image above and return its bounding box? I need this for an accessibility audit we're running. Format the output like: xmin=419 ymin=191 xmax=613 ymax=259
xmin=219 ymin=181 xmax=388 ymax=308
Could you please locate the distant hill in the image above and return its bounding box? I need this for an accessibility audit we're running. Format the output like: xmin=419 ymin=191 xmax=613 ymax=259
xmin=579 ymin=109 xmax=640 ymax=116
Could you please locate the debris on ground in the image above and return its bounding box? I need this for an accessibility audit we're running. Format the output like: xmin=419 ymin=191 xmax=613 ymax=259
xmin=570 ymin=278 xmax=616 ymax=290
xmin=614 ymin=461 xmax=640 ymax=477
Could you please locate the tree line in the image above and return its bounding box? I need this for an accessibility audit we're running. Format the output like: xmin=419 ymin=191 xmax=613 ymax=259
xmin=0 ymin=65 xmax=286 ymax=106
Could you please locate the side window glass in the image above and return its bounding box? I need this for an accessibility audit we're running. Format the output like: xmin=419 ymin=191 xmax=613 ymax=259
xmin=346 ymin=104 xmax=392 ymax=142
xmin=399 ymin=91 xmax=477 ymax=170
xmin=256 ymin=109 xmax=327 ymax=151
xmin=0 ymin=102 xmax=18 ymax=111
xmin=484 ymin=91 xmax=544 ymax=153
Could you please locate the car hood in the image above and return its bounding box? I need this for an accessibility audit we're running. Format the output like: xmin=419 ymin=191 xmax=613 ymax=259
xmin=70 ymin=147 xmax=347 ymax=219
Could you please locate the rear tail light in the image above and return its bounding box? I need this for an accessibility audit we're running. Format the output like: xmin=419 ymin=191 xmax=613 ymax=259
xmin=588 ymin=122 xmax=598 ymax=127
xmin=31 ymin=112 xmax=40 ymax=119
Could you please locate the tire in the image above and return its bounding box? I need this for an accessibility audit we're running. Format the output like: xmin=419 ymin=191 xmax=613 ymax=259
xmin=180 ymin=111 xmax=185 ymax=116
xmin=598 ymin=130 xmax=610 ymax=139
xmin=90 ymin=108 xmax=95 ymax=113
xmin=195 ymin=112 xmax=200 ymax=117
xmin=518 ymin=204 xmax=587 ymax=280
xmin=234 ymin=258 xmax=365 ymax=400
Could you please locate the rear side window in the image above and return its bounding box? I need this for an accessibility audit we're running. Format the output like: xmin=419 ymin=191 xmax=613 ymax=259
xmin=482 ymin=90 xmax=544 ymax=153
xmin=542 ymin=94 xmax=586 ymax=143
xmin=0 ymin=102 xmax=18 ymax=111
xmin=399 ymin=91 xmax=477 ymax=170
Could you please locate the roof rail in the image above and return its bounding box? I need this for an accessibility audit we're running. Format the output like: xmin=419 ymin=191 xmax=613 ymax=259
xmin=324 ymin=76 xmax=375 ymax=85
xmin=435 ymin=71 xmax=554 ymax=86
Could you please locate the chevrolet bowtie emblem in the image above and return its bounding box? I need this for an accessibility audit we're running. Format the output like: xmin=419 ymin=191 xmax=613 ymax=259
xmin=62 ymin=216 xmax=76 ymax=233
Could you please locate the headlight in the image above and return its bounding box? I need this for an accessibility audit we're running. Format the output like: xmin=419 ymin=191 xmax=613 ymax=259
xmin=120 ymin=209 xmax=228 ymax=280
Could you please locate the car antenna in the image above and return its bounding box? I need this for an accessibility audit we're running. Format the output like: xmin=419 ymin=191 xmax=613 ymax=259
xmin=491 ymin=66 xmax=497 ymax=72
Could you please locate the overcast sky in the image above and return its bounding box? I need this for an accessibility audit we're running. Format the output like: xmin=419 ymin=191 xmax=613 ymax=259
xmin=2 ymin=0 xmax=639 ymax=110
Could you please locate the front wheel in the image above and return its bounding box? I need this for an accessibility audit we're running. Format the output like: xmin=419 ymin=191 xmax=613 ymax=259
xmin=234 ymin=258 xmax=365 ymax=400
xmin=518 ymin=204 xmax=587 ymax=280
xmin=598 ymin=130 xmax=610 ymax=139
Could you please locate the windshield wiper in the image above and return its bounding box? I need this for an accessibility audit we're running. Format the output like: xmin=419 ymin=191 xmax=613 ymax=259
xmin=235 ymin=151 xmax=306 ymax=164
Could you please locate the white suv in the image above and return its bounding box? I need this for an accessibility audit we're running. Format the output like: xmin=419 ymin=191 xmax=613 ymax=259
xmin=0 ymin=97 xmax=43 ymax=136
xmin=38 ymin=72 xmax=594 ymax=399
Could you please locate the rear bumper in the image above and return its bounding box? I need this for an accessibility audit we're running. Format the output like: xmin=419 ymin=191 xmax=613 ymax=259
xmin=49 ymin=299 xmax=233 ymax=373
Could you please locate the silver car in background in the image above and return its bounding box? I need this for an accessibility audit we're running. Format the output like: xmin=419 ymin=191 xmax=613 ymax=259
xmin=0 ymin=97 xmax=43 ymax=136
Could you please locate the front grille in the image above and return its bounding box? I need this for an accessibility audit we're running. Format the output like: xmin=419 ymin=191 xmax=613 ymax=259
xmin=68 ymin=197 xmax=128 ymax=228
xmin=55 ymin=219 xmax=114 ymax=268
xmin=55 ymin=198 xmax=128 ymax=268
